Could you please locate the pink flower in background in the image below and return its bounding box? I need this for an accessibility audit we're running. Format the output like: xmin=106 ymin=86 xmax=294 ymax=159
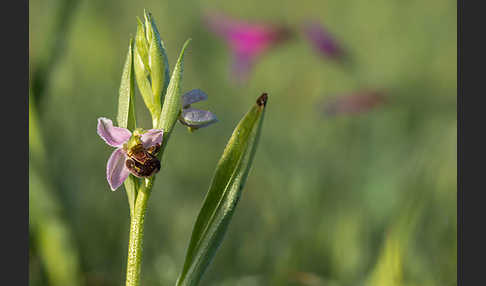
xmin=204 ymin=11 xmax=291 ymax=83
xmin=321 ymin=90 xmax=387 ymax=116
xmin=97 ymin=118 xmax=163 ymax=190
xmin=302 ymin=21 xmax=345 ymax=60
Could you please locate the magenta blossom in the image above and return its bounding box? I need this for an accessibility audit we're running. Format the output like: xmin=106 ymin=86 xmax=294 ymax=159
xmin=302 ymin=21 xmax=344 ymax=60
xmin=97 ymin=117 xmax=163 ymax=191
xmin=204 ymin=12 xmax=291 ymax=82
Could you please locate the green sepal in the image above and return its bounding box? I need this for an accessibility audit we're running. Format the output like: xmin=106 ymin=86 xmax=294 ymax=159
xmin=147 ymin=13 xmax=170 ymax=120
xmin=176 ymin=94 xmax=268 ymax=286
xmin=157 ymin=39 xmax=191 ymax=137
xmin=143 ymin=10 xmax=154 ymax=44
xmin=134 ymin=36 xmax=156 ymax=117
xmin=135 ymin=18 xmax=149 ymax=73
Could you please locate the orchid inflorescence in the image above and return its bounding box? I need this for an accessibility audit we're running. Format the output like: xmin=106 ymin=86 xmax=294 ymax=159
xmin=96 ymin=10 xmax=267 ymax=286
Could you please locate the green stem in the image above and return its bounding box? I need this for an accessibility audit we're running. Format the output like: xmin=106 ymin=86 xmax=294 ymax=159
xmin=125 ymin=178 xmax=153 ymax=286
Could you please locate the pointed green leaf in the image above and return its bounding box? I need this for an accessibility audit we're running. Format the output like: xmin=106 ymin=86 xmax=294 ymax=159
xmin=176 ymin=94 xmax=268 ymax=286
xmin=116 ymin=38 xmax=138 ymax=216
xmin=117 ymin=38 xmax=137 ymax=131
xmin=157 ymin=39 xmax=191 ymax=134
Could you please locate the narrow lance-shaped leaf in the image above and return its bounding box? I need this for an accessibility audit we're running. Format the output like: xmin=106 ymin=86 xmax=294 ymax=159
xmin=157 ymin=39 xmax=191 ymax=139
xmin=116 ymin=38 xmax=138 ymax=217
xmin=176 ymin=93 xmax=268 ymax=286
xmin=117 ymin=37 xmax=137 ymax=131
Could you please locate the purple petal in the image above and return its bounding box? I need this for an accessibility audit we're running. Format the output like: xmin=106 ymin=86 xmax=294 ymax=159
xmin=106 ymin=148 xmax=130 ymax=191
xmin=97 ymin=117 xmax=132 ymax=147
xmin=141 ymin=129 xmax=164 ymax=148
xmin=182 ymin=89 xmax=208 ymax=108
xmin=302 ymin=21 xmax=343 ymax=59
xmin=180 ymin=108 xmax=218 ymax=128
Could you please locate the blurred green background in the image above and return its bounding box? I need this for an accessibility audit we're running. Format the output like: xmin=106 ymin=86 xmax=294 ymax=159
xmin=29 ymin=0 xmax=457 ymax=285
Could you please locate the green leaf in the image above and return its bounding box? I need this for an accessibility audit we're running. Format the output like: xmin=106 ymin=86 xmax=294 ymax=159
xmin=157 ymin=39 xmax=191 ymax=134
xmin=116 ymin=38 xmax=138 ymax=216
xmin=148 ymin=13 xmax=170 ymax=117
xmin=117 ymin=38 xmax=137 ymax=131
xmin=176 ymin=93 xmax=268 ymax=286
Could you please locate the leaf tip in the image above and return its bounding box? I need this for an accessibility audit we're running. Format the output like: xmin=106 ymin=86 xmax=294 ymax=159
xmin=256 ymin=93 xmax=268 ymax=107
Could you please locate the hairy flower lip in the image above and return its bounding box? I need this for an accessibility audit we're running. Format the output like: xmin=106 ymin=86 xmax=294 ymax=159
xmin=97 ymin=117 xmax=164 ymax=191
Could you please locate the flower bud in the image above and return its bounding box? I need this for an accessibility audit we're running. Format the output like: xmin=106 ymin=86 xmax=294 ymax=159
xmin=133 ymin=10 xmax=169 ymax=125
xmin=178 ymin=89 xmax=218 ymax=131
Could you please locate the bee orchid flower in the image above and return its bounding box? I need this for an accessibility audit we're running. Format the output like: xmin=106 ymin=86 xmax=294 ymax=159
xmin=204 ymin=12 xmax=291 ymax=83
xmin=179 ymin=89 xmax=218 ymax=130
xmin=97 ymin=117 xmax=164 ymax=191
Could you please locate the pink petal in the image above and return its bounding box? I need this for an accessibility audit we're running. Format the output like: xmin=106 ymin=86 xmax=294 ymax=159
xmin=106 ymin=148 xmax=130 ymax=191
xmin=97 ymin=117 xmax=132 ymax=147
xmin=141 ymin=129 xmax=164 ymax=148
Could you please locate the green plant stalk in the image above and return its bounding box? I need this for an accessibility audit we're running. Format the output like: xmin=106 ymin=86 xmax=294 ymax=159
xmin=125 ymin=178 xmax=153 ymax=286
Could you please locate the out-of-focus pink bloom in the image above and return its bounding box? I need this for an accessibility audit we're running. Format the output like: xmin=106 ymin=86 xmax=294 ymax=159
xmin=321 ymin=90 xmax=387 ymax=116
xmin=302 ymin=21 xmax=344 ymax=60
xmin=204 ymin=12 xmax=291 ymax=82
